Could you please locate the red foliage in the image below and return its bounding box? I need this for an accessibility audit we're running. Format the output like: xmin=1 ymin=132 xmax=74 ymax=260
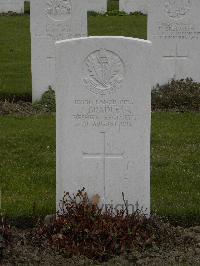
xmin=35 ymin=189 xmax=161 ymax=261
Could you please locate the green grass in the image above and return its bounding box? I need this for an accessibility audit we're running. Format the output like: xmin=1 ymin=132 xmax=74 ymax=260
xmin=1 ymin=113 xmax=200 ymax=226
xmin=88 ymin=15 xmax=147 ymax=38
xmin=0 ymin=115 xmax=56 ymax=220
xmin=151 ymin=112 xmax=200 ymax=226
xmin=0 ymin=13 xmax=146 ymax=98
xmin=0 ymin=15 xmax=31 ymax=96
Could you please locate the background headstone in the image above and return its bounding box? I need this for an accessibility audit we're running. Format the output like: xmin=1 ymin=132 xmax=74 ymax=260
xmin=30 ymin=0 xmax=107 ymax=102
xmin=119 ymin=0 xmax=148 ymax=14
xmin=56 ymin=37 xmax=152 ymax=215
xmin=0 ymin=0 xmax=24 ymax=13
xmin=148 ymin=0 xmax=200 ymax=85
xmin=88 ymin=0 xmax=108 ymax=13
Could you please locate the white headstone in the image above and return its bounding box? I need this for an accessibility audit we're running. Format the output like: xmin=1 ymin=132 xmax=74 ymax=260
xmin=148 ymin=0 xmax=200 ymax=85
xmin=30 ymin=0 xmax=107 ymax=102
xmin=88 ymin=0 xmax=107 ymax=13
xmin=56 ymin=36 xmax=152 ymax=215
xmin=0 ymin=0 xmax=24 ymax=13
xmin=119 ymin=0 xmax=148 ymax=14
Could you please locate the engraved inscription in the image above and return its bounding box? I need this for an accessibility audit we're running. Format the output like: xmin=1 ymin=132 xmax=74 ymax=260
xmin=72 ymin=98 xmax=135 ymax=130
xmin=46 ymin=23 xmax=71 ymax=40
xmin=46 ymin=0 xmax=72 ymax=21
xmin=163 ymin=44 xmax=188 ymax=79
xmin=153 ymin=22 xmax=200 ymax=40
xmin=164 ymin=0 xmax=191 ymax=19
xmin=82 ymin=132 xmax=125 ymax=199
xmin=83 ymin=49 xmax=125 ymax=96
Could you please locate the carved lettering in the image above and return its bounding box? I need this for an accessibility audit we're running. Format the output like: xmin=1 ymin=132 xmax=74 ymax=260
xmin=72 ymin=98 xmax=135 ymax=130
xmin=153 ymin=22 xmax=200 ymax=40
xmin=46 ymin=0 xmax=72 ymax=21
xmin=164 ymin=0 xmax=191 ymax=19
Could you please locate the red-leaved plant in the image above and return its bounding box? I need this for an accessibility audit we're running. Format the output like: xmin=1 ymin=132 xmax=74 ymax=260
xmin=35 ymin=188 xmax=170 ymax=261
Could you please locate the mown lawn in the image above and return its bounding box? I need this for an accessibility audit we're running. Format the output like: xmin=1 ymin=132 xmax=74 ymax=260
xmin=0 ymin=115 xmax=56 ymax=220
xmin=0 ymin=113 xmax=199 ymax=225
xmin=0 ymin=12 xmax=146 ymax=98
xmin=88 ymin=15 xmax=147 ymax=38
xmin=151 ymin=112 xmax=200 ymax=225
xmin=0 ymin=15 xmax=31 ymax=97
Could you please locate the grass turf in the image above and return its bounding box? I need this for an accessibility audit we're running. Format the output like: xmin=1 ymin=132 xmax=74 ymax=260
xmin=0 ymin=13 xmax=146 ymax=98
xmin=0 ymin=115 xmax=56 ymax=221
xmin=0 ymin=113 xmax=200 ymax=226
xmin=0 ymin=15 xmax=31 ymax=97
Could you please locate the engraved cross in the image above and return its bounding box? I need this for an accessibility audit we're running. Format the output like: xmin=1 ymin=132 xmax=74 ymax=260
xmin=82 ymin=132 xmax=124 ymax=199
xmin=163 ymin=44 xmax=188 ymax=79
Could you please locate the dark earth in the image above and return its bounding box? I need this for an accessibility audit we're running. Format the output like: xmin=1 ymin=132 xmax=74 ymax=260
xmin=1 ymin=224 xmax=200 ymax=265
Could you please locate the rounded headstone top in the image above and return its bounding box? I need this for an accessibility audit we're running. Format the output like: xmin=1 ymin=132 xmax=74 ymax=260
xmin=46 ymin=0 xmax=72 ymax=21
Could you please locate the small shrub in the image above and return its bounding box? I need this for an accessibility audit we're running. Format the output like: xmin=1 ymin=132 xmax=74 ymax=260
xmin=34 ymin=189 xmax=175 ymax=262
xmin=152 ymin=78 xmax=200 ymax=112
xmin=33 ymin=87 xmax=56 ymax=113
xmin=87 ymin=11 xmax=103 ymax=17
xmin=130 ymin=11 xmax=147 ymax=16
xmin=0 ymin=92 xmax=31 ymax=103
xmin=88 ymin=10 xmax=146 ymax=17
xmin=0 ymin=100 xmax=35 ymax=116
xmin=106 ymin=10 xmax=127 ymax=16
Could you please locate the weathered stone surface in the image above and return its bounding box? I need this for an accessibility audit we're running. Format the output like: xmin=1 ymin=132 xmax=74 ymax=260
xmin=0 ymin=0 xmax=24 ymax=13
xmin=31 ymin=0 xmax=107 ymax=101
xmin=56 ymin=37 xmax=152 ymax=215
xmin=119 ymin=0 xmax=148 ymax=14
xmin=88 ymin=0 xmax=108 ymax=13
xmin=148 ymin=0 xmax=200 ymax=85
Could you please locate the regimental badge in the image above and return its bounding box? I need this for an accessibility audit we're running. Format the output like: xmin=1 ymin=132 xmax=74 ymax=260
xmin=83 ymin=49 xmax=125 ymax=96
xmin=164 ymin=0 xmax=191 ymax=19
xmin=46 ymin=0 xmax=72 ymax=21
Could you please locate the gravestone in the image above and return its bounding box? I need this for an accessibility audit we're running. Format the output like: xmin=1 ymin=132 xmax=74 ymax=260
xmin=148 ymin=0 xmax=200 ymax=85
xmin=56 ymin=37 xmax=152 ymax=214
xmin=119 ymin=0 xmax=148 ymax=14
xmin=0 ymin=0 xmax=24 ymax=13
xmin=30 ymin=0 xmax=107 ymax=102
xmin=88 ymin=0 xmax=108 ymax=13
